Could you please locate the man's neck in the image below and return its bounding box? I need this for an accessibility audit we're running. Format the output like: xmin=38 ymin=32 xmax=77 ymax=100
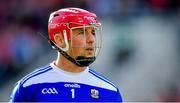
xmin=55 ymin=54 xmax=86 ymax=73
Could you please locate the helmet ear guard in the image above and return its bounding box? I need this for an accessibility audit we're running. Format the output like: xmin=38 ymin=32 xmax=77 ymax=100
xmin=54 ymin=30 xmax=69 ymax=52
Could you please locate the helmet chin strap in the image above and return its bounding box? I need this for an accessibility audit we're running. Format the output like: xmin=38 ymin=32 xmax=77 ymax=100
xmin=75 ymin=56 xmax=96 ymax=66
xmin=49 ymin=40 xmax=96 ymax=67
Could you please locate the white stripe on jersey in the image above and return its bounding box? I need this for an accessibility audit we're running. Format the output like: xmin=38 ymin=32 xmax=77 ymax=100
xmin=21 ymin=65 xmax=51 ymax=84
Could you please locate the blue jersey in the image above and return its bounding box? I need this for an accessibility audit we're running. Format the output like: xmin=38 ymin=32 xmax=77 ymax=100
xmin=10 ymin=63 xmax=122 ymax=102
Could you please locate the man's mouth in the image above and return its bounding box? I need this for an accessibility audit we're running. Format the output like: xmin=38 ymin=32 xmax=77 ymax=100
xmin=86 ymin=48 xmax=94 ymax=55
xmin=86 ymin=48 xmax=94 ymax=51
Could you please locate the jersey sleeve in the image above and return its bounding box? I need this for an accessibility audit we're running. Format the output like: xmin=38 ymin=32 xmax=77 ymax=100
xmin=10 ymin=81 xmax=26 ymax=102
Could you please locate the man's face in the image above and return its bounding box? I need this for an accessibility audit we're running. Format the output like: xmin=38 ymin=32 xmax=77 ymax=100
xmin=68 ymin=27 xmax=96 ymax=58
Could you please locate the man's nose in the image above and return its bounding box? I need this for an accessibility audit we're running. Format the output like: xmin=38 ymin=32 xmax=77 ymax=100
xmin=86 ymin=33 xmax=95 ymax=44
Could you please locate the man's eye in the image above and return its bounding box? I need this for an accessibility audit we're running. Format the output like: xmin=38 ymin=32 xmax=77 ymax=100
xmin=92 ymin=30 xmax=95 ymax=35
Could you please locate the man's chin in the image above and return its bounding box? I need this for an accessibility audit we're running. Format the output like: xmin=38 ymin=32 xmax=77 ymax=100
xmin=86 ymin=54 xmax=94 ymax=58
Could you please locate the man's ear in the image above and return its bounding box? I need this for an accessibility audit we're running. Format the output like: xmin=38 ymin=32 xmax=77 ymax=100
xmin=54 ymin=33 xmax=65 ymax=48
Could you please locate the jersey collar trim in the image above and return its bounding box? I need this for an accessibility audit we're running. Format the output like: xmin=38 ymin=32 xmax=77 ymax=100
xmin=50 ymin=62 xmax=89 ymax=76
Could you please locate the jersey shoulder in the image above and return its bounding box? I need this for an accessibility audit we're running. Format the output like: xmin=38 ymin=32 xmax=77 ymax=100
xmin=88 ymin=68 xmax=119 ymax=92
xmin=20 ymin=64 xmax=53 ymax=88
xmin=10 ymin=64 xmax=53 ymax=102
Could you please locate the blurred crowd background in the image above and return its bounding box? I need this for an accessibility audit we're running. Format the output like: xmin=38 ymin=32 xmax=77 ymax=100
xmin=0 ymin=0 xmax=180 ymax=102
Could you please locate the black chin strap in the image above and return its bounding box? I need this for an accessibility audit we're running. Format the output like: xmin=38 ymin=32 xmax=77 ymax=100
xmin=49 ymin=40 xmax=95 ymax=67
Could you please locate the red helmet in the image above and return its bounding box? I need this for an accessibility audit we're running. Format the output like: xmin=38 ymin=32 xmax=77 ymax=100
xmin=48 ymin=7 xmax=101 ymax=42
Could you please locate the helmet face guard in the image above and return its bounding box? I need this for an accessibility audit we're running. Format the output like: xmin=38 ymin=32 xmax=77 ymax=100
xmin=68 ymin=24 xmax=102 ymax=66
xmin=48 ymin=8 xmax=102 ymax=67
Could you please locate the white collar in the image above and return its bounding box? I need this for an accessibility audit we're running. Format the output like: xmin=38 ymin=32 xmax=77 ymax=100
xmin=50 ymin=62 xmax=89 ymax=76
